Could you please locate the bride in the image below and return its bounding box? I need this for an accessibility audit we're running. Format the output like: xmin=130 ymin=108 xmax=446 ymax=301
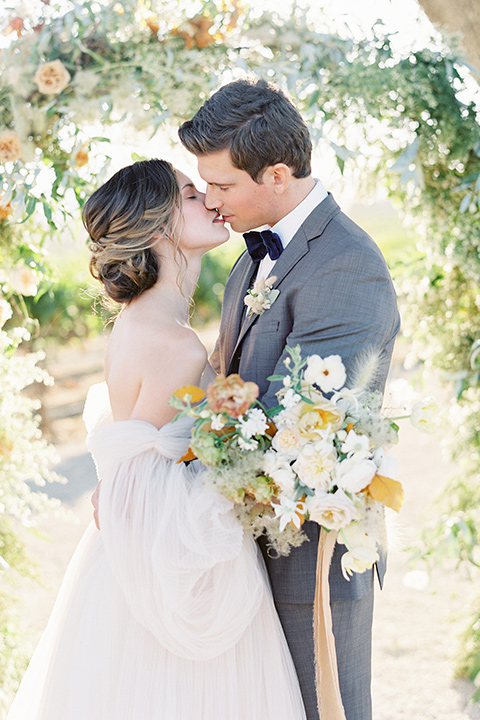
xmin=7 ymin=159 xmax=306 ymax=719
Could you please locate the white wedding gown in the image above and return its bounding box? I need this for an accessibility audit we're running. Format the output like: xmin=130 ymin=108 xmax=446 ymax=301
xmin=7 ymin=383 xmax=306 ymax=719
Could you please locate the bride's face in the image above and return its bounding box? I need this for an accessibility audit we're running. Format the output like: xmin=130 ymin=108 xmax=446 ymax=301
xmin=176 ymin=170 xmax=230 ymax=252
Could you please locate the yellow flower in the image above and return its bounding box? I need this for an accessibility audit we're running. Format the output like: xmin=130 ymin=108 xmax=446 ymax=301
xmin=34 ymin=60 xmax=71 ymax=95
xmin=298 ymin=397 xmax=344 ymax=437
xmin=0 ymin=130 xmax=22 ymax=163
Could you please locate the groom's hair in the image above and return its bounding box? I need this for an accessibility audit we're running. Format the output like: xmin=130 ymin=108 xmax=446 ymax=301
xmin=178 ymin=78 xmax=312 ymax=182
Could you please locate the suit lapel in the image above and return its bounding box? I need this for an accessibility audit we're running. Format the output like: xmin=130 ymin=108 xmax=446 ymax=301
xmin=225 ymin=194 xmax=342 ymax=373
xmin=221 ymin=252 xmax=257 ymax=374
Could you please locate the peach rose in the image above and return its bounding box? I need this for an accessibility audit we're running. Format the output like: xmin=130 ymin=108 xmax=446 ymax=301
xmin=207 ymin=374 xmax=259 ymax=418
xmin=34 ymin=60 xmax=71 ymax=95
xmin=0 ymin=131 xmax=22 ymax=163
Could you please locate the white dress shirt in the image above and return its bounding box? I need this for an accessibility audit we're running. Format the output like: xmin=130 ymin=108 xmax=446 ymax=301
xmin=256 ymin=178 xmax=328 ymax=281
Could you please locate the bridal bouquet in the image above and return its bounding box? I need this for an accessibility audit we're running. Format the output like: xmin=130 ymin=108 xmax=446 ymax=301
xmin=170 ymin=346 xmax=427 ymax=579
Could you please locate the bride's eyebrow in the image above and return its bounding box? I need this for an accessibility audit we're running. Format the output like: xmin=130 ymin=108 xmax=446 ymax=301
xmin=181 ymin=182 xmax=196 ymax=191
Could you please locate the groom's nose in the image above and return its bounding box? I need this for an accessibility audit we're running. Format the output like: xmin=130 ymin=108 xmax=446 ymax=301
xmin=204 ymin=185 xmax=221 ymax=210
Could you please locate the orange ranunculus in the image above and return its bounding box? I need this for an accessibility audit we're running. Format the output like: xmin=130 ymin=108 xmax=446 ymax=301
xmin=207 ymin=374 xmax=259 ymax=418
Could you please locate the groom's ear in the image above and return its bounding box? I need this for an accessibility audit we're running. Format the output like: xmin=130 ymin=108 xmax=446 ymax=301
xmin=264 ymin=163 xmax=291 ymax=195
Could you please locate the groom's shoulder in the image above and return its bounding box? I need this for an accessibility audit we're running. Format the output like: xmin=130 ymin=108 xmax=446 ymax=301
xmin=304 ymin=196 xmax=389 ymax=269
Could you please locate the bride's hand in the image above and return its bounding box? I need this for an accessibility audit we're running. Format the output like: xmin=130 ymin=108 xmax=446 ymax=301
xmin=92 ymin=481 xmax=101 ymax=530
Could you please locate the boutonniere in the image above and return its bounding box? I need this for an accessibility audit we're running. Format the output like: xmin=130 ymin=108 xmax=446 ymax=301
xmin=244 ymin=275 xmax=280 ymax=318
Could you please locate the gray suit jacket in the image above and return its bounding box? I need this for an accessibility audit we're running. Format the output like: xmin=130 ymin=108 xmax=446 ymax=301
xmin=211 ymin=193 xmax=400 ymax=604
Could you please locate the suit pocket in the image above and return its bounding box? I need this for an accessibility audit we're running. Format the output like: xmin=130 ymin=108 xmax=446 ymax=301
xmin=248 ymin=319 xmax=280 ymax=335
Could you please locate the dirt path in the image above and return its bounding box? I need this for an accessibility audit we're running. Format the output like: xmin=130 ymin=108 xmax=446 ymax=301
xmin=11 ymin=335 xmax=480 ymax=719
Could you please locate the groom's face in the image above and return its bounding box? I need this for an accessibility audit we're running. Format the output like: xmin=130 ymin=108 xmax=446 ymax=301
xmin=196 ymin=149 xmax=278 ymax=233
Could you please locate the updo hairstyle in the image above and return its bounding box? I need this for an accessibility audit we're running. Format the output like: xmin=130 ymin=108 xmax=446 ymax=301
xmin=83 ymin=159 xmax=181 ymax=303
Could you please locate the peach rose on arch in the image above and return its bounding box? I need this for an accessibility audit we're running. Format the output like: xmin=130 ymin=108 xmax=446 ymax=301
xmin=34 ymin=60 xmax=71 ymax=95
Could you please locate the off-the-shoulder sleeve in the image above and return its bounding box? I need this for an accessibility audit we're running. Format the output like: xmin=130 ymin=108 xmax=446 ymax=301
xmin=92 ymin=422 xmax=264 ymax=662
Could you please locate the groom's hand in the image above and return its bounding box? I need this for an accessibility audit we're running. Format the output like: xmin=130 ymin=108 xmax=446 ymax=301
xmin=91 ymin=481 xmax=101 ymax=530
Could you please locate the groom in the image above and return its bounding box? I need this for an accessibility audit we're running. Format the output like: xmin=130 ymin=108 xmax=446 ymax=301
xmin=179 ymin=78 xmax=400 ymax=720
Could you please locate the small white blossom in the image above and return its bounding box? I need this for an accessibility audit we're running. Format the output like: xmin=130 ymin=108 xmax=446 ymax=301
xmin=274 ymin=496 xmax=306 ymax=532
xmin=237 ymin=408 xmax=268 ymax=439
xmin=211 ymin=414 xmax=226 ymax=431
xmin=304 ymin=354 xmax=347 ymax=393
xmin=280 ymin=387 xmax=302 ymax=410
xmin=341 ymin=429 xmax=371 ymax=459
xmin=237 ymin=436 xmax=258 ymax=451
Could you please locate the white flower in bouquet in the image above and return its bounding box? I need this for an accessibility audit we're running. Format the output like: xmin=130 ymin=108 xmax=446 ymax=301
xmin=293 ymin=441 xmax=337 ymax=490
xmin=263 ymin=450 xmax=297 ymax=493
xmin=275 ymin=406 xmax=302 ymax=430
xmin=331 ymin=387 xmax=360 ymax=414
xmin=338 ymin=523 xmax=379 ymax=579
xmin=211 ymin=414 xmax=226 ymax=431
xmin=410 ymin=397 xmax=440 ymax=433
xmin=271 ymin=465 xmax=297 ymax=494
xmin=280 ymin=387 xmax=302 ymax=410
xmin=271 ymin=427 xmax=302 ymax=459
xmin=237 ymin=408 xmax=268 ymax=439
xmin=334 ymin=456 xmax=377 ymax=494
xmin=341 ymin=429 xmax=371 ymax=459
xmin=274 ymin=496 xmax=306 ymax=532
xmin=304 ymin=354 xmax=347 ymax=393
xmin=375 ymin=453 xmax=398 ymax=480
xmin=237 ymin=436 xmax=259 ymax=451
xmin=306 ymin=489 xmax=359 ymax=531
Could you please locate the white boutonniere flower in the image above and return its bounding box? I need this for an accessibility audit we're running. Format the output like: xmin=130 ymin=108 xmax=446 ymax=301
xmin=244 ymin=275 xmax=280 ymax=318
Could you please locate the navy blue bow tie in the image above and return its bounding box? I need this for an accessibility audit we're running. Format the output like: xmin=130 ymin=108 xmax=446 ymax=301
xmin=243 ymin=229 xmax=283 ymax=263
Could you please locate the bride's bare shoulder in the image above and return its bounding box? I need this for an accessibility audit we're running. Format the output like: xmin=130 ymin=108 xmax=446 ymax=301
xmin=106 ymin=315 xmax=206 ymax=425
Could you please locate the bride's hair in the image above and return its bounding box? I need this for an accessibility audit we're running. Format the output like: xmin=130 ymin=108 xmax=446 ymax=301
xmin=83 ymin=159 xmax=181 ymax=304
